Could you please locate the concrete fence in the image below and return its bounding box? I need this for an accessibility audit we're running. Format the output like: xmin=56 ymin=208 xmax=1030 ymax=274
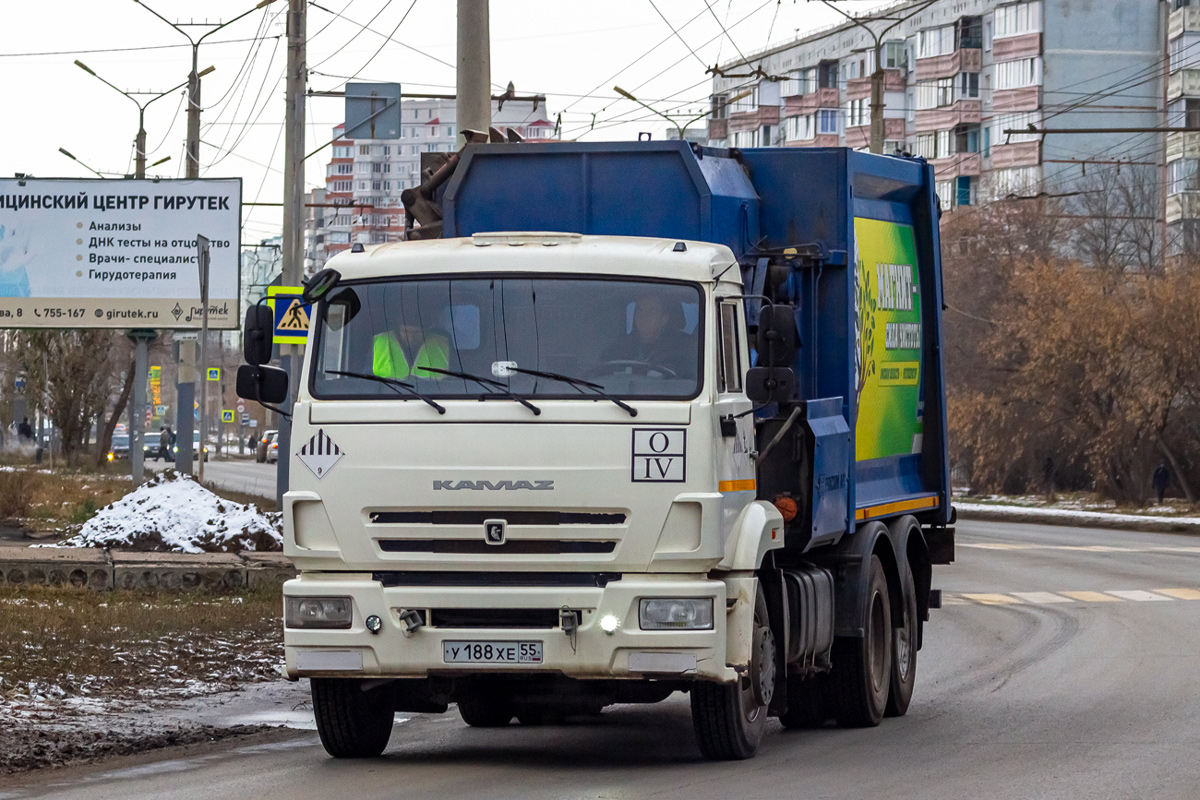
xmin=0 ymin=546 xmax=294 ymax=591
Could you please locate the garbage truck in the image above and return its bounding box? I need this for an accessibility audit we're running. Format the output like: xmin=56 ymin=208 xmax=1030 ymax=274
xmin=237 ymin=140 xmax=954 ymax=761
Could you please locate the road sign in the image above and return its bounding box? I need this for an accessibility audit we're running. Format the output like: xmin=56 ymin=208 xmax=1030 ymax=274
xmin=241 ymin=413 xmax=250 ymax=424
xmin=248 ymin=419 xmax=258 ymax=428
xmin=207 ymin=367 xmax=220 ymax=381
xmin=221 ymin=410 xmax=234 ymax=423
xmin=236 ymin=400 xmax=245 ymax=413
xmin=149 ymin=366 xmax=162 ymax=380
xmin=154 ymin=404 xmax=167 ymax=415
xmin=267 ymin=285 xmax=312 ymax=345
xmin=14 ymin=376 xmax=25 ymax=390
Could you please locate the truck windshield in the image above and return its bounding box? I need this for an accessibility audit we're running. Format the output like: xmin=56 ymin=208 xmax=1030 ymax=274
xmin=311 ymin=276 xmax=703 ymax=400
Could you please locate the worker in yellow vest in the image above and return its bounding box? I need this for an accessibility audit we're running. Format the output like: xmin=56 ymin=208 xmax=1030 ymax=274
xmin=372 ymin=325 xmax=451 ymax=380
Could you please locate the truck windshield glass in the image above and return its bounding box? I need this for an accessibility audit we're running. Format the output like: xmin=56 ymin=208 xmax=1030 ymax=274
xmin=311 ymin=277 xmax=703 ymax=400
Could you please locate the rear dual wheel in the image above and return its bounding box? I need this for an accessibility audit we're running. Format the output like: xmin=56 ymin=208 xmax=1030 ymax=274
xmin=830 ymin=554 xmax=892 ymax=728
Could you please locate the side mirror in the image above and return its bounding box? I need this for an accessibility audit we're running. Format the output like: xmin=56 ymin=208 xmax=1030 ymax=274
xmin=237 ymin=364 xmax=289 ymax=405
xmin=745 ymin=366 xmax=795 ymax=404
xmin=243 ymin=305 xmax=274 ymax=365
xmin=301 ymin=268 xmax=341 ymax=304
xmin=756 ymin=304 xmax=797 ymax=367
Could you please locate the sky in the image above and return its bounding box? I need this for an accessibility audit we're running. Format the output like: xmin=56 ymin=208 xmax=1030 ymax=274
xmin=0 ymin=0 xmax=891 ymax=243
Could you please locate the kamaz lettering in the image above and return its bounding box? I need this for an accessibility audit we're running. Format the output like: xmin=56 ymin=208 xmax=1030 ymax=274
xmin=433 ymin=480 xmax=555 ymax=491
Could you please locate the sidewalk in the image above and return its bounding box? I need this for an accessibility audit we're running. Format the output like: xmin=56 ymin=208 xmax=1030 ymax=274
xmin=955 ymin=502 xmax=1200 ymax=534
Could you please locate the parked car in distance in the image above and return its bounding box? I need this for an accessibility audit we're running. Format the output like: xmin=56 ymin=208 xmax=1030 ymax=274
xmin=266 ymin=431 xmax=280 ymax=464
xmin=172 ymin=431 xmax=210 ymax=461
xmin=256 ymin=429 xmax=278 ymax=463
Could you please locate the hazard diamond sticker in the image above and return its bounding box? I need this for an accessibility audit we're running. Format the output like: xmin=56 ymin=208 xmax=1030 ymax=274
xmin=297 ymin=429 xmax=344 ymax=479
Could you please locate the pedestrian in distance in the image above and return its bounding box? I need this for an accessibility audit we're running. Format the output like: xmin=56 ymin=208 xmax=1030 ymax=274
xmin=1153 ymin=460 xmax=1171 ymax=504
xmin=17 ymin=417 xmax=33 ymax=443
xmin=159 ymin=426 xmax=172 ymax=462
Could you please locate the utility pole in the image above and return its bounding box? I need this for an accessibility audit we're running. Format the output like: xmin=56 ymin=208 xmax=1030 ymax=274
xmin=278 ymin=0 xmax=307 ymax=506
xmin=135 ymin=0 xmax=274 ymax=474
xmin=818 ymin=0 xmax=936 ymax=154
xmin=457 ymin=0 xmax=491 ymax=145
xmin=196 ymin=236 xmax=211 ymax=484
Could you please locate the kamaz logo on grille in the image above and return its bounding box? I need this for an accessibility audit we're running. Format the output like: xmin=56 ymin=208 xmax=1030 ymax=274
xmin=433 ymin=480 xmax=554 ymax=491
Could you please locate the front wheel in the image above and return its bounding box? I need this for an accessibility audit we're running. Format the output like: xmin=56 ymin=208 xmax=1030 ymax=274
xmin=311 ymin=678 xmax=395 ymax=758
xmin=691 ymin=585 xmax=775 ymax=760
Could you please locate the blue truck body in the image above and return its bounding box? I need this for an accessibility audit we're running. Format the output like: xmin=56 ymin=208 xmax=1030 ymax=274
xmin=439 ymin=140 xmax=951 ymax=536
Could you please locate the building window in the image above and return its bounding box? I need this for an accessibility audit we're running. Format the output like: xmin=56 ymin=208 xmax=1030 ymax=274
xmin=818 ymin=61 xmax=838 ymax=89
xmin=787 ymin=114 xmax=815 ymax=141
xmin=711 ymin=94 xmax=729 ymax=119
xmin=760 ymin=124 xmax=774 ymax=146
xmin=936 ymin=180 xmax=954 ymax=211
xmin=1170 ymin=33 xmax=1200 ymax=72
xmin=917 ymin=25 xmax=955 ymax=59
xmin=954 ymin=123 xmax=981 ymax=153
xmin=958 ymin=16 xmax=983 ymax=49
xmin=333 ymin=145 xmax=352 ymax=158
xmin=331 ymin=181 xmax=352 ymax=193
xmin=880 ymin=41 xmax=905 ymax=70
xmin=912 ymin=132 xmax=952 ymax=160
xmin=990 ymin=111 xmax=1041 ymax=143
xmin=782 ymin=72 xmax=803 ymax=97
xmin=446 ymin=126 xmax=455 ymax=137
xmin=847 ymin=98 xmax=870 ymax=127
xmin=358 ymin=145 xmax=370 ymax=156
xmin=731 ymin=86 xmax=759 ymax=113
xmin=335 ymin=163 xmax=352 ymax=174
xmin=1170 ymin=159 xmax=1200 ymax=194
xmin=959 ymin=72 xmax=980 ymax=100
xmin=994 ymin=1 xmax=1042 ymax=39
xmin=817 ymin=109 xmax=838 ymax=135
xmin=915 ymin=77 xmax=955 ymax=110
xmin=994 ymin=58 xmax=1042 ymax=90
xmin=956 ymin=176 xmax=974 ymax=207
xmin=372 ymin=163 xmax=382 ymax=173
xmin=1169 ymin=97 xmax=1200 ymax=127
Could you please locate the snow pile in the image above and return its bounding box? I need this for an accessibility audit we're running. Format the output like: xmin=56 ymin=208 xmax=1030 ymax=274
xmin=55 ymin=470 xmax=282 ymax=553
xmin=955 ymin=502 xmax=1200 ymax=529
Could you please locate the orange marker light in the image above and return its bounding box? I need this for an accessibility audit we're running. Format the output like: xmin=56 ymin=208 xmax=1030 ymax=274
xmin=773 ymin=496 xmax=798 ymax=522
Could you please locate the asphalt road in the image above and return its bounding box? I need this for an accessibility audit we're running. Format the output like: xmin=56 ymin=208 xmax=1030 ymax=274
xmin=150 ymin=458 xmax=278 ymax=501
xmin=7 ymin=519 xmax=1200 ymax=799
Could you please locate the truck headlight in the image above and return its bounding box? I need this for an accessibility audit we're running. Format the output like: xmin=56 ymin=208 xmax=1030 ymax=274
xmin=285 ymin=596 xmax=353 ymax=629
xmin=638 ymin=598 xmax=713 ymax=630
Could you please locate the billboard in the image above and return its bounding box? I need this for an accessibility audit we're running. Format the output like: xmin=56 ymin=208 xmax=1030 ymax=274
xmin=853 ymin=217 xmax=924 ymax=461
xmin=0 ymin=178 xmax=241 ymax=329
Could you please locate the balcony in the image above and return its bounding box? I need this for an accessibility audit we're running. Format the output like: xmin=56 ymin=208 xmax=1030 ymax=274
xmin=708 ymin=118 xmax=728 ymax=141
xmin=914 ymin=100 xmax=982 ymax=132
xmin=784 ymin=88 xmax=840 ymax=115
xmin=989 ymin=141 xmax=1041 ymax=169
xmin=1167 ymin=132 xmax=1200 ymax=161
xmin=844 ymin=118 xmax=907 ymax=150
xmin=992 ymin=86 xmax=1041 ymax=113
xmin=1170 ymin=6 xmax=1200 ymax=40
xmin=844 ymin=70 xmax=906 ymax=101
xmin=1169 ymin=70 xmax=1200 ymax=101
xmin=1167 ymin=191 xmax=1200 ymax=224
xmin=727 ymin=105 xmax=780 ymax=133
xmin=914 ymin=48 xmax=981 ymax=81
xmin=993 ymin=33 xmax=1042 ymax=62
xmin=783 ymin=134 xmax=839 ymax=149
xmin=930 ymin=152 xmax=981 ymax=179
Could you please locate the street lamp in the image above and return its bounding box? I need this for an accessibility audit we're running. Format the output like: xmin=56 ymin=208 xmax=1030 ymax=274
xmin=58 ymin=147 xmax=108 ymax=179
xmin=614 ymin=86 xmax=752 ymax=141
xmin=134 ymin=0 xmax=277 ymax=178
xmin=74 ymin=60 xmax=197 ymax=178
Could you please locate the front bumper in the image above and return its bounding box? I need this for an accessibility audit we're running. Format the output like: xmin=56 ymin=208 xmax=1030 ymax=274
xmin=282 ymin=574 xmax=736 ymax=683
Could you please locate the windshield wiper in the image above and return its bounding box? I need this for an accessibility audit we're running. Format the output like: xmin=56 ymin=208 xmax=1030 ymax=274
xmin=504 ymin=366 xmax=637 ymax=417
xmin=325 ymin=369 xmax=446 ymax=414
xmin=416 ymin=366 xmax=541 ymax=416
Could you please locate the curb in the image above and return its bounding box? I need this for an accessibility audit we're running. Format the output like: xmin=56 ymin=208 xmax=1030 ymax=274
xmin=955 ymin=504 xmax=1200 ymax=535
xmin=0 ymin=546 xmax=294 ymax=591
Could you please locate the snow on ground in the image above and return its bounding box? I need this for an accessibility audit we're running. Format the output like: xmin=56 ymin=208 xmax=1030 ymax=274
xmin=954 ymin=502 xmax=1200 ymax=529
xmin=50 ymin=471 xmax=282 ymax=553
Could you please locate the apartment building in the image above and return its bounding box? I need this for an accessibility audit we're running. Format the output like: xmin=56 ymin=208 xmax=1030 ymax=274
xmin=1168 ymin=0 xmax=1200 ymax=253
xmin=306 ymin=96 xmax=555 ymax=268
xmin=708 ymin=0 xmax=1165 ymax=213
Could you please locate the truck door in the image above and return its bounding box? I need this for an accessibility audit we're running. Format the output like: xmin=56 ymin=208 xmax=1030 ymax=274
xmin=715 ymin=299 xmax=755 ymax=520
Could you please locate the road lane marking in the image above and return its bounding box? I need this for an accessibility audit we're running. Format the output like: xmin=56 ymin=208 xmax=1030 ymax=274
xmin=962 ymin=593 xmax=1024 ymax=605
xmin=1106 ymin=590 xmax=1173 ymax=601
xmin=1155 ymin=588 xmax=1200 ymax=600
xmin=1060 ymin=591 xmax=1123 ymax=602
xmin=1012 ymin=592 xmax=1075 ymax=604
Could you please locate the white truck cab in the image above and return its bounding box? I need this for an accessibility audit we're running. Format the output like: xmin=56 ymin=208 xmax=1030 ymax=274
xmin=280 ymin=233 xmax=788 ymax=758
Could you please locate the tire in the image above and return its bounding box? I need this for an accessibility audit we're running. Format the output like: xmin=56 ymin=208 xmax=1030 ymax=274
xmin=829 ymin=554 xmax=892 ymax=728
xmin=311 ymin=678 xmax=395 ymax=758
xmin=691 ymin=585 xmax=775 ymax=760
xmin=778 ymin=673 xmax=829 ymax=729
xmin=885 ymin=571 xmax=918 ymax=718
xmin=458 ymin=693 xmax=514 ymax=727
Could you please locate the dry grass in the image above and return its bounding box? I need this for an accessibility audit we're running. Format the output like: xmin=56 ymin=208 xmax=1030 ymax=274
xmin=0 ymin=471 xmax=36 ymax=518
xmin=0 ymin=584 xmax=282 ymax=697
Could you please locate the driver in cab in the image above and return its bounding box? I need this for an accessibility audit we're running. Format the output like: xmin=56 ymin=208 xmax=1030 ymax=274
xmin=373 ymin=323 xmax=450 ymax=381
xmin=600 ymin=292 xmax=696 ymax=381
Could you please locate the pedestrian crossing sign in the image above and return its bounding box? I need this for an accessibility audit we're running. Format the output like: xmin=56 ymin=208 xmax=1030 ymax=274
xmin=207 ymin=367 xmax=220 ymax=381
xmin=221 ymin=410 xmax=234 ymax=423
xmin=268 ymin=285 xmax=312 ymax=345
